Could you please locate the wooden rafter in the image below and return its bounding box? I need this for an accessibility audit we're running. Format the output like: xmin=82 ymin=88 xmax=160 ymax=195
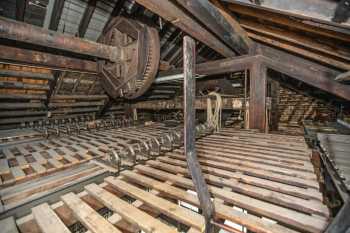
xmin=16 ymin=0 xmax=26 ymax=21
xmin=174 ymin=0 xmax=252 ymax=55
xmin=102 ymin=0 xmax=126 ymax=35
xmin=49 ymin=0 xmax=66 ymax=31
xmin=135 ymin=0 xmax=236 ymax=57
xmin=78 ymin=0 xmax=97 ymax=38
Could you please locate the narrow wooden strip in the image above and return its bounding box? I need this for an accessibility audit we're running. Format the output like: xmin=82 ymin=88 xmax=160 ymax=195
xmin=198 ymin=137 xmax=308 ymax=156
xmin=62 ymin=154 xmax=79 ymax=164
xmin=32 ymin=203 xmax=71 ymax=233
xmin=32 ymin=152 xmax=47 ymax=164
xmin=192 ymin=146 xmax=314 ymax=172
xmin=196 ymin=139 xmax=309 ymax=160
xmin=209 ymin=134 xmax=308 ymax=151
xmin=217 ymin=130 xmax=305 ymax=142
xmin=10 ymin=166 xmax=26 ymax=180
xmin=46 ymin=148 xmax=62 ymax=160
xmin=0 ymin=159 xmax=10 ymax=174
xmin=195 ymin=141 xmax=311 ymax=164
xmin=121 ymin=170 xmax=298 ymax=233
xmin=85 ymin=183 xmax=177 ymax=233
xmin=61 ymin=192 xmax=121 ymax=233
xmin=105 ymin=177 xmax=205 ymax=231
xmin=157 ymin=156 xmax=319 ymax=189
xmin=197 ymin=139 xmax=309 ymax=157
xmin=146 ymin=159 xmax=326 ymax=216
xmin=48 ymin=159 xmax=63 ymax=169
xmin=169 ymin=151 xmax=316 ymax=180
xmin=16 ymin=156 xmax=28 ymax=168
xmin=214 ymin=200 xmax=299 ymax=233
xmin=0 ymin=216 xmax=19 ymax=233
xmin=134 ymin=165 xmax=327 ymax=233
xmin=2 ymin=148 xmax=15 ymax=159
xmin=31 ymin=162 xmax=46 ymax=174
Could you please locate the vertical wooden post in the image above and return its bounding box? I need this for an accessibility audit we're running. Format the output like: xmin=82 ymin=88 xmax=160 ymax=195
xmin=270 ymin=80 xmax=280 ymax=131
xmin=183 ymin=36 xmax=214 ymax=233
xmin=249 ymin=61 xmax=267 ymax=131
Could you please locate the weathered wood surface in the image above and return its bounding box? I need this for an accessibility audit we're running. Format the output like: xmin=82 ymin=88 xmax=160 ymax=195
xmin=318 ymin=133 xmax=350 ymax=191
xmin=6 ymin=128 xmax=328 ymax=233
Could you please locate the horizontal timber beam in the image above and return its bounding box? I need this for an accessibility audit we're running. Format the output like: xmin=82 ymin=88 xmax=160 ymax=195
xmin=160 ymin=52 xmax=350 ymax=101
xmin=0 ymin=17 xmax=118 ymax=62
xmin=132 ymin=97 xmax=244 ymax=110
xmin=0 ymin=69 xmax=54 ymax=80
xmin=158 ymin=54 xmax=257 ymax=78
xmin=0 ymin=45 xmax=98 ymax=73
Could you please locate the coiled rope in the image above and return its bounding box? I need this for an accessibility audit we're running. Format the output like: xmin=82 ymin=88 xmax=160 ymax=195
xmin=206 ymin=92 xmax=222 ymax=132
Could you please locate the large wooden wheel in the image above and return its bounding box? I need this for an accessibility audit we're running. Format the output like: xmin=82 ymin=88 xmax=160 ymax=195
xmin=99 ymin=17 xmax=160 ymax=99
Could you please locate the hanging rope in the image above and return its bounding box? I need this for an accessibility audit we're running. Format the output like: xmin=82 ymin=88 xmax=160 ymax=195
xmin=206 ymin=92 xmax=222 ymax=132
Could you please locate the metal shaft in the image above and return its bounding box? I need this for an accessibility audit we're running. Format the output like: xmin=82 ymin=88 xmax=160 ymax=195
xmin=0 ymin=17 xmax=118 ymax=62
xmin=183 ymin=35 xmax=214 ymax=233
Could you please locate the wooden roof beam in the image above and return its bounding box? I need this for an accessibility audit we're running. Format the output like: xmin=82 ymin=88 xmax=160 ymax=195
xmin=78 ymin=0 xmax=97 ymax=38
xmin=16 ymin=0 xmax=26 ymax=21
xmin=134 ymin=0 xmax=236 ymax=57
xmin=174 ymin=0 xmax=253 ymax=55
xmin=49 ymin=0 xmax=66 ymax=31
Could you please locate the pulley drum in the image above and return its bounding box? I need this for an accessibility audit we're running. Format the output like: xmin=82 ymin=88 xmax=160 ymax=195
xmin=99 ymin=17 xmax=160 ymax=99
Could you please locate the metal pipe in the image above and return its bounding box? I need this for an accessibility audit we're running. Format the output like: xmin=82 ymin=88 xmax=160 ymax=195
xmin=154 ymin=73 xmax=207 ymax=83
xmin=183 ymin=35 xmax=214 ymax=233
xmin=0 ymin=17 xmax=119 ymax=62
xmin=337 ymin=119 xmax=350 ymax=129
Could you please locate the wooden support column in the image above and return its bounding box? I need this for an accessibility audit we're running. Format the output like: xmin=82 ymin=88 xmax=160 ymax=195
xmin=183 ymin=36 xmax=214 ymax=233
xmin=269 ymin=80 xmax=280 ymax=131
xmin=249 ymin=61 xmax=267 ymax=131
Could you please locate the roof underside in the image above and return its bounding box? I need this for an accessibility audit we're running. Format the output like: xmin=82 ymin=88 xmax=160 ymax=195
xmin=0 ymin=0 xmax=349 ymax=124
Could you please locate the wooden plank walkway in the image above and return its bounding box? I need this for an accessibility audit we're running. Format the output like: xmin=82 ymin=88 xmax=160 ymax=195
xmin=5 ymin=128 xmax=328 ymax=233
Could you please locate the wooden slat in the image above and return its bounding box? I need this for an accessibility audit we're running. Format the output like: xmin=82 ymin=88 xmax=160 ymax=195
xmin=134 ymin=165 xmax=327 ymax=233
xmin=85 ymin=183 xmax=178 ymax=233
xmin=198 ymin=137 xmax=308 ymax=156
xmin=153 ymin=158 xmax=326 ymax=216
xmin=16 ymin=156 xmax=28 ymax=168
xmin=32 ymin=152 xmax=47 ymax=164
xmin=15 ymin=145 xmax=30 ymax=156
xmin=61 ymin=192 xmax=121 ymax=233
xmin=31 ymin=162 xmax=46 ymax=174
xmin=168 ymin=151 xmax=316 ymax=180
xmin=46 ymin=149 xmax=62 ymax=160
xmin=156 ymin=156 xmax=319 ymax=189
xmin=0 ymin=159 xmax=10 ymax=174
xmin=3 ymin=148 xmax=15 ymax=159
xmin=105 ymin=177 xmax=206 ymax=231
xmin=0 ymin=216 xmax=19 ymax=233
xmin=48 ymin=159 xmax=63 ymax=169
xmin=192 ymin=146 xmax=314 ymax=172
xmin=32 ymin=203 xmax=71 ymax=233
xmin=196 ymin=139 xmax=311 ymax=159
xmin=10 ymin=167 xmax=26 ymax=180
xmin=121 ymin=171 xmax=298 ymax=233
